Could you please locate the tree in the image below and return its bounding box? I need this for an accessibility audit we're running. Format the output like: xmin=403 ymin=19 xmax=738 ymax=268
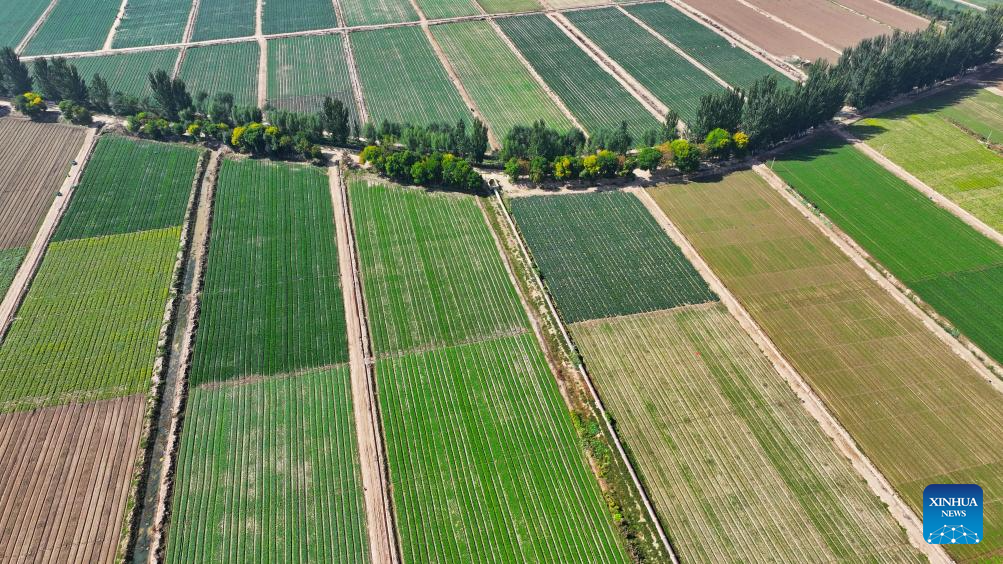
xmin=704 ymin=128 xmax=732 ymax=158
xmin=0 ymin=47 xmax=33 ymax=97
xmin=88 ymin=74 xmax=111 ymax=113
xmin=553 ymin=156 xmax=580 ymax=181
xmin=362 ymin=122 xmax=378 ymax=142
xmin=470 ymin=118 xmax=489 ymax=163
xmin=505 ymin=158 xmax=522 ymax=183
xmin=149 ymin=70 xmax=191 ymax=121
xmin=209 ymin=92 xmax=234 ymax=124
xmin=733 ymin=132 xmax=750 ymax=153
xmin=14 ymin=92 xmax=46 ymax=119
xmin=58 ymin=100 xmax=92 ymax=125
xmin=111 ymin=92 xmax=141 ymax=116
xmin=529 ymin=156 xmax=549 ymax=184
xmin=322 ymin=97 xmax=350 ymax=144
xmin=636 ymin=147 xmax=662 ymax=172
xmin=671 ymin=139 xmax=700 ymax=173
xmin=694 ymin=89 xmax=743 ymax=139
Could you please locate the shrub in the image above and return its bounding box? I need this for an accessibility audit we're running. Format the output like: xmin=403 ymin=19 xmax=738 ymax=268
xmin=671 ymin=139 xmax=700 ymax=174
xmin=14 ymin=91 xmax=45 ymax=119
xmin=636 ymin=147 xmax=662 ymax=172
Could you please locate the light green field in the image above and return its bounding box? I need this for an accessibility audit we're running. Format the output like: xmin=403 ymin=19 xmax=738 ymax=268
xmin=415 ymin=0 xmax=481 ymax=18
xmin=68 ymin=50 xmax=180 ymax=99
xmin=112 ymin=0 xmax=191 ymax=48
xmin=339 ymin=0 xmax=418 ymax=26
xmin=267 ymin=35 xmax=359 ymax=118
xmin=179 ymin=42 xmax=260 ymax=107
xmin=477 ymin=0 xmax=541 ymax=12
xmin=0 ymin=247 xmax=27 ymax=298
xmin=431 ymin=21 xmax=574 ymax=138
xmin=23 ymin=0 xmax=119 ymax=55
xmin=191 ymin=0 xmax=256 ymax=41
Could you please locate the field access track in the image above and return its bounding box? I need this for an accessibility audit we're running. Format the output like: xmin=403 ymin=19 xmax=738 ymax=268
xmin=112 ymin=0 xmax=193 ymax=48
xmin=22 ymin=0 xmax=120 ymax=56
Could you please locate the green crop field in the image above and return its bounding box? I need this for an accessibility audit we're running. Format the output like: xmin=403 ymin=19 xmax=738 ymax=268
xmin=179 ymin=42 xmax=260 ymax=107
xmin=625 ymin=3 xmax=792 ymax=90
xmin=572 ymin=305 xmax=922 ymax=562
xmin=263 ymin=0 xmax=337 ymax=34
xmin=339 ymin=0 xmax=418 ymax=26
xmin=377 ymin=333 xmax=626 ymax=563
xmin=773 ymin=133 xmax=1003 ymax=363
xmin=0 ymin=228 xmax=181 ymax=411
xmin=68 ymin=50 xmax=180 ymax=98
xmin=351 ymin=27 xmax=472 ymax=127
xmin=166 ymin=367 xmax=368 ymax=564
xmin=564 ymin=8 xmax=724 ymax=126
xmin=511 ymin=192 xmax=715 ymax=323
xmin=23 ymin=0 xmax=119 ymax=55
xmin=415 ymin=0 xmax=481 ymax=18
xmin=191 ymin=0 xmax=256 ymax=41
xmin=112 ymin=0 xmax=192 ymax=48
xmin=854 ymin=86 xmax=1003 ymax=232
xmin=267 ymin=35 xmax=359 ymax=117
xmin=349 ymin=179 xmax=527 ymax=355
xmin=497 ymin=14 xmax=660 ymax=139
xmin=0 ymin=247 xmax=27 ymax=297
xmin=650 ymin=169 xmax=1003 ymax=562
xmin=54 ymin=136 xmax=201 ymax=242
xmin=0 ymin=0 xmax=50 ymax=49
xmin=477 ymin=0 xmax=541 ymax=12
xmin=431 ymin=21 xmax=574 ymax=139
xmin=190 ymin=159 xmax=347 ymax=386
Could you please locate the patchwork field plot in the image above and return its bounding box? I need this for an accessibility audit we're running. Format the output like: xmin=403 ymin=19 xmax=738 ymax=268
xmin=23 ymin=0 xmax=120 ymax=55
xmin=854 ymin=86 xmax=1003 ymax=232
xmin=166 ymin=367 xmax=367 ymax=563
xmin=0 ymin=0 xmax=51 ymax=49
xmin=511 ymin=192 xmax=715 ymax=323
xmin=377 ymin=333 xmax=626 ymax=563
xmin=476 ymin=0 xmax=541 ymax=13
xmin=743 ymin=0 xmax=894 ymax=48
xmin=112 ymin=0 xmax=192 ymax=48
xmin=190 ymin=159 xmax=348 ymax=386
xmin=650 ymin=169 xmax=1003 ymax=562
xmin=263 ymin=0 xmax=337 ymax=34
xmin=546 ymin=0 xmax=607 ymax=7
xmin=351 ymin=27 xmax=472 ymax=127
xmin=0 ymin=395 xmax=145 ymax=563
xmin=0 ymin=248 xmax=27 ymax=297
xmin=415 ymin=0 xmax=481 ymax=19
xmin=431 ymin=21 xmax=574 ymax=138
xmin=339 ymin=0 xmax=418 ymax=26
xmin=67 ymin=50 xmax=181 ymax=98
xmin=497 ymin=14 xmax=660 ymax=139
xmin=349 ymin=179 xmax=527 ymax=355
xmin=831 ymin=0 xmax=928 ymax=30
xmin=179 ymin=42 xmax=260 ymax=107
xmin=267 ymin=35 xmax=359 ymax=117
xmin=773 ymin=134 xmax=1003 ymax=363
xmin=571 ymin=305 xmax=922 ymax=563
xmin=938 ymin=87 xmax=1003 ymax=142
xmin=0 ymin=119 xmax=86 ymax=249
xmin=625 ymin=3 xmax=792 ymax=89
xmin=191 ymin=0 xmax=256 ymax=41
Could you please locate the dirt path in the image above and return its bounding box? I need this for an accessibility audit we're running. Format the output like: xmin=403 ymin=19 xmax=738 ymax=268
xmin=631 ymin=187 xmax=950 ymax=563
xmin=182 ymin=0 xmax=201 ymax=42
xmin=255 ymin=0 xmax=267 ymax=107
xmin=329 ymin=162 xmax=399 ymax=564
xmin=15 ymin=0 xmax=60 ymax=54
xmin=104 ymin=0 xmax=131 ymax=51
xmin=342 ymin=33 xmax=370 ymax=126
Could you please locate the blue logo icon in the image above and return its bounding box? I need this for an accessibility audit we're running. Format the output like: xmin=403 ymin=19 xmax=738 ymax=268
xmin=924 ymin=484 xmax=983 ymax=545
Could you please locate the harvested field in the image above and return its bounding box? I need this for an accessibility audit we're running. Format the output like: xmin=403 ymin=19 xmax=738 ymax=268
xmin=54 ymin=136 xmax=201 ymax=242
xmin=190 ymin=159 xmax=348 ymax=386
xmin=67 ymin=50 xmax=181 ymax=99
xmin=510 ymin=192 xmax=715 ymax=323
xmin=166 ymin=367 xmax=368 ymax=563
xmin=377 ymin=333 xmax=626 ymax=563
xmin=0 ymin=248 xmax=27 ymax=297
xmin=415 ymin=0 xmax=481 ymax=18
xmin=179 ymin=42 xmax=260 ymax=107
xmin=0 ymin=394 xmax=145 ymax=563
xmin=431 ymin=21 xmax=574 ymax=138
xmin=112 ymin=0 xmax=193 ymax=48
xmin=649 ymin=169 xmax=1003 ymax=562
xmin=565 ymin=7 xmax=726 ymax=125
xmin=267 ymin=35 xmax=359 ymax=117
xmin=349 ymin=179 xmax=527 ymax=355
xmin=0 ymin=0 xmax=51 ymax=49
xmin=674 ymin=0 xmax=838 ymax=62
xmin=831 ymin=0 xmax=928 ymax=30
xmin=191 ymin=0 xmax=256 ymax=41
xmin=571 ymin=305 xmax=922 ymax=563
xmin=0 ymin=119 xmax=86 ymax=249
xmin=625 ymin=3 xmax=793 ymax=89
xmin=339 ymin=0 xmax=418 ymax=26
xmin=744 ymin=0 xmax=894 ymax=48
xmin=22 ymin=0 xmax=120 ymax=55
xmin=773 ymin=133 xmax=1003 ymax=363
xmin=477 ymin=0 xmax=541 ymax=13
xmin=351 ymin=27 xmax=473 ymax=131
xmin=497 ymin=14 xmax=660 ymax=139
xmin=263 ymin=0 xmax=338 ymax=34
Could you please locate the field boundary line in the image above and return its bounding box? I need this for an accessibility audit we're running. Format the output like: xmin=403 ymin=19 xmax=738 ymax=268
xmin=104 ymin=0 xmax=130 ymax=51
xmin=171 ymin=48 xmax=186 ymax=80
xmin=0 ymin=125 xmax=98 ymax=343
xmin=342 ymin=34 xmax=369 ymax=126
xmin=491 ymin=188 xmax=680 ymax=564
xmin=826 ymin=0 xmax=899 ymax=32
xmin=858 ymin=0 xmax=933 ymax=26
xmin=631 ymin=187 xmax=950 ymax=564
xmin=952 ymin=0 xmax=986 ymax=11
xmin=181 ymin=0 xmax=201 ymax=43
xmin=754 ymin=162 xmax=1003 ymax=388
xmin=332 ymin=163 xmax=400 ymax=564
xmin=15 ymin=0 xmax=60 ymax=55
xmin=255 ymin=0 xmax=267 ymax=107
xmin=331 ymin=0 xmax=346 ymax=28
xmin=729 ymin=0 xmax=841 ymax=55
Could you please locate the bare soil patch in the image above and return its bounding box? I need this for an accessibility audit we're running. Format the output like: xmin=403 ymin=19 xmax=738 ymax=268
xmin=831 ymin=0 xmax=928 ymax=31
xmin=745 ymin=0 xmax=893 ymax=48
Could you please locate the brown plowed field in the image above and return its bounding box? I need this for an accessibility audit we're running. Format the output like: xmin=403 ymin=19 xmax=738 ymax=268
xmin=831 ymin=0 xmax=928 ymax=31
xmin=0 ymin=395 xmax=145 ymax=564
xmin=677 ymin=0 xmax=839 ymax=62
xmin=745 ymin=0 xmax=895 ymax=48
xmin=0 ymin=118 xmax=86 ymax=250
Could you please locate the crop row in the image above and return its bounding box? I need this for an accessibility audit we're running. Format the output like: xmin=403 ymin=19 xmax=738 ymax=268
xmin=267 ymin=35 xmax=359 ymax=118
xmin=339 ymin=0 xmax=418 ymax=27
xmin=0 ymin=247 xmax=27 ymax=298
xmin=23 ymin=0 xmax=120 ymax=55
xmin=0 ymin=0 xmax=50 ymax=49
xmin=179 ymin=42 xmax=260 ymax=107
xmin=112 ymin=0 xmax=192 ymax=48
xmin=415 ymin=0 xmax=481 ymax=19
xmin=68 ymin=50 xmax=180 ymax=99
xmin=263 ymin=0 xmax=337 ymax=35
xmin=191 ymin=0 xmax=256 ymax=41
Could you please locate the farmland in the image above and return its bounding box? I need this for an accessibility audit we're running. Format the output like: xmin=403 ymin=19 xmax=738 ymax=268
xmin=937 ymin=87 xmax=1003 ymax=141
xmin=511 ymin=192 xmax=715 ymax=323
xmin=743 ymin=0 xmax=895 ymax=49
xmin=189 ymin=158 xmax=348 ymax=386
xmin=349 ymin=179 xmax=527 ymax=355
xmin=22 ymin=0 xmax=119 ymax=55
xmin=772 ymin=133 xmax=1003 ymax=363
xmin=376 ymin=333 xmax=626 ymax=563
xmin=431 ymin=21 xmax=574 ymax=138
xmin=67 ymin=50 xmax=181 ymax=98
xmin=476 ymin=0 xmax=540 ymax=13
xmin=191 ymin=0 xmax=256 ymax=41
xmin=263 ymin=0 xmax=337 ymax=35
xmin=267 ymin=35 xmax=359 ymax=117
xmin=497 ymin=14 xmax=660 ymax=139
xmin=571 ymin=305 xmax=922 ymax=562
xmin=415 ymin=0 xmax=481 ymax=19
xmin=339 ymin=0 xmax=419 ymax=27
xmin=650 ymin=169 xmax=1003 ymax=562
xmin=564 ymin=8 xmax=724 ymax=125
xmin=831 ymin=0 xmax=928 ymax=30
xmin=0 ymin=248 xmax=26 ymax=296
xmin=625 ymin=3 xmax=792 ymax=89
xmin=112 ymin=0 xmax=192 ymax=48
xmin=351 ymin=27 xmax=472 ymax=127
xmin=179 ymin=42 xmax=260 ymax=107
xmin=0 ymin=0 xmax=50 ymax=49
xmin=166 ymin=367 xmax=368 ymax=563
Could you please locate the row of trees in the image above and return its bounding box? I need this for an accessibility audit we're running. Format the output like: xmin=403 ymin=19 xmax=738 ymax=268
xmin=886 ymin=0 xmax=966 ymax=22
xmin=359 ymin=145 xmax=483 ymax=193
